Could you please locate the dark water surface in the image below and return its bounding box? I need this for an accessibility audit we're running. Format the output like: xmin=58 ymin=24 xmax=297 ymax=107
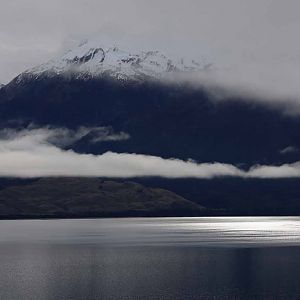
xmin=1 ymin=217 xmax=300 ymax=299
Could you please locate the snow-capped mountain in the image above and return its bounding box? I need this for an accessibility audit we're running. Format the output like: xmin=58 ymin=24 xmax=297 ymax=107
xmin=24 ymin=40 xmax=211 ymax=81
xmin=0 ymin=84 xmax=4 ymax=89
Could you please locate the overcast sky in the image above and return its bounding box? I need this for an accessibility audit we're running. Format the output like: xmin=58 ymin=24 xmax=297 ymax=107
xmin=1 ymin=0 xmax=300 ymax=99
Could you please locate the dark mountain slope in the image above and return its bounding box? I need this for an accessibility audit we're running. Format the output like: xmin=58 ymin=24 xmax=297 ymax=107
xmin=0 ymin=75 xmax=300 ymax=166
xmin=1 ymin=176 xmax=300 ymax=217
xmin=133 ymin=177 xmax=300 ymax=216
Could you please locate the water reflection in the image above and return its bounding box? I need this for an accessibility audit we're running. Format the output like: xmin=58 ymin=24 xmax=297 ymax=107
xmin=1 ymin=245 xmax=300 ymax=299
xmin=0 ymin=217 xmax=300 ymax=299
xmin=0 ymin=217 xmax=300 ymax=247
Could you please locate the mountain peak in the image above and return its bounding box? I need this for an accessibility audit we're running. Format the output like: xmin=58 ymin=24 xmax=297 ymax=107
xmin=27 ymin=39 xmax=212 ymax=81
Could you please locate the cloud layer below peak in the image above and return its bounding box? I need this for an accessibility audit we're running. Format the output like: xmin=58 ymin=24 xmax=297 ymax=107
xmin=1 ymin=127 xmax=300 ymax=179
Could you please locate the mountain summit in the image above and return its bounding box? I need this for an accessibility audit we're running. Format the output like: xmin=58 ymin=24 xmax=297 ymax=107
xmin=25 ymin=40 xmax=211 ymax=81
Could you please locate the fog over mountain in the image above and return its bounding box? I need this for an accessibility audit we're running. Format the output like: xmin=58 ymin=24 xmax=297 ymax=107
xmin=1 ymin=0 xmax=300 ymax=106
xmin=0 ymin=127 xmax=299 ymax=179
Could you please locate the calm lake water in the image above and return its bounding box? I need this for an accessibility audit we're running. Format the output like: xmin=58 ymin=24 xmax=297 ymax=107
xmin=1 ymin=217 xmax=300 ymax=299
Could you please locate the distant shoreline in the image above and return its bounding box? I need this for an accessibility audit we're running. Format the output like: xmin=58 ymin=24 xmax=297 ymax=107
xmin=1 ymin=212 xmax=299 ymax=221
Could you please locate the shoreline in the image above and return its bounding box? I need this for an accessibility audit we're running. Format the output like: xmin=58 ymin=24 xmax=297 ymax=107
xmin=1 ymin=213 xmax=299 ymax=221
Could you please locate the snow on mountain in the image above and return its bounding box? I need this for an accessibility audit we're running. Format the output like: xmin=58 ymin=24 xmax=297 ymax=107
xmin=25 ymin=40 xmax=212 ymax=81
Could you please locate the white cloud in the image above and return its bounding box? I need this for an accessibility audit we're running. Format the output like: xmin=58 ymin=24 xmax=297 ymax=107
xmin=0 ymin=126 xmax=129 ymax=148
xmin=248 ymin=163 xmax=300 ymax=179
xmin=1 ymin=127 xmax=300 ymax=179
xmin=91 ymin=129 xmax=130 ymax=143
xmin=280 ymin=146 xmax=298 ymax=155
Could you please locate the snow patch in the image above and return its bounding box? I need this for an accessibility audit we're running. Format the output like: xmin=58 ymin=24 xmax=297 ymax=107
xmin=27 ymin=39 xmax=211 ymax=81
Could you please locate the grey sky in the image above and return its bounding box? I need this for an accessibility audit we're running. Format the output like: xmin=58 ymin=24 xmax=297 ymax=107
xmin=1 ymin=0 xmax=300 ymax=100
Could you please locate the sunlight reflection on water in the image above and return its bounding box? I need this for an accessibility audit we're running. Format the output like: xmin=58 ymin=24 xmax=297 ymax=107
xmin=0 ymin=217 xmax=300 ymax=247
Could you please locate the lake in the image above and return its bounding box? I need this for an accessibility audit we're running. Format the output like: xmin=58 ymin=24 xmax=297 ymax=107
xmin=0 ymin=217 xmax=300 ymax=299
